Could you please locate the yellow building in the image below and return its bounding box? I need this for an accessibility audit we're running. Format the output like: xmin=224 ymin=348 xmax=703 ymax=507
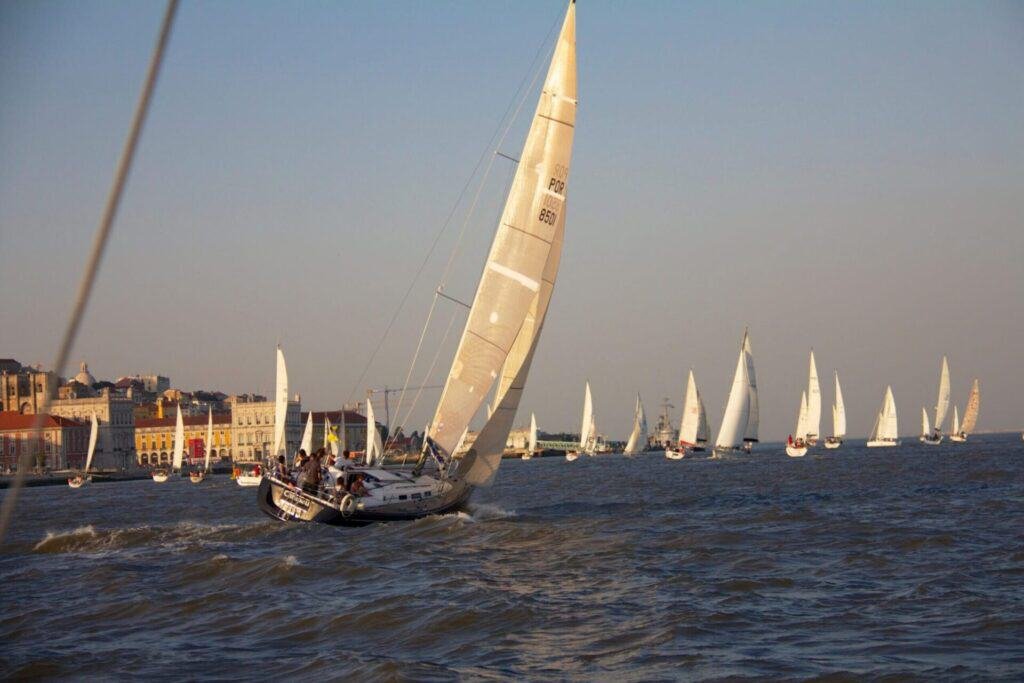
xmin=135 ymin=413 xmax=232 ymax=466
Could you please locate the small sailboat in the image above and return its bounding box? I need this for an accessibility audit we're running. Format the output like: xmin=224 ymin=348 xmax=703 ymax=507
xmin=786 ymin=391 xmax=809 ymax=457
xmin=623 ymin=393 xmax=648 ymax=457
xmin=805 ymin=351 xmax=822 ymax=446
xmin=866 ymin=385 xmax=900 ymax=447
xmin=824 ymin=371 xmax=845 ymax=449
xmin=154 ymin=405 xmax=185 ymax=482
xmin=919 ymin=407 xmax=935 ymax=445
xmin=68 ymin=413 xmax=99 ymax=488
xmin=950 ymin=379 xmax=979 ymax=442
xmin=948 ymin=405 xmax=963 ymax=442
xmin=922 ymin=356 xmax=950 ymax=445
xmin=667 ymin=370 xmax=709 ymax=459
xmin=190 ymin=407 xmax=213 ymax=483
xmin=259 ymin=0 xmax=577 ymax=526
xmin=240 ymin=348 xmax=288 ymax=487
xmin=713 ymin=329 xmax=754 ymax=458
xmin=523 ymin=412 xmax=538 ymax=460
xmin=568 ymin=380 xmax=595 ymax=460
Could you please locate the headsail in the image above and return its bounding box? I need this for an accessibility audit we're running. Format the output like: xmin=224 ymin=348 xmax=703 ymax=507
xmin=579 ymin=381 xmax=594 ymax=451
xmin=795 ymin=390 xmax=809 ymax=438
xmin=679 ymin=370 xmax=701 ymax=446
xmin=961 ymin=379 xmax=980 ymax=434
xmin=743 ymin=330 xmax=758 ymax=444
xmin=624 ymin=393 xmax=647 ymax=455
xmin=934 ymin=356 xmax=951 ymax=432
xmin=921 ymin=407 xmax=931 ymax=437
xmin=365 ymin=397 xmax=383 ymax=466
xmin=528 ymin=413 xmax=538 ymax=453
xmin=429 ymin=1 xmax=576 ymax=474
xmin=833 ymin=371 xmax=846 ymax=437
xmin=205 ymin=406 xmax=213 ymax=472
xmin=951 ymin=405 xmax=960 ymax=434
xmin=272 ymin=347 xmax=288 ymax=457
xmin=84 ymin=413 xmax=98 ymax=473
xmin=300 ymin=411 xmax=314 ymax=456
xmin=715 ymin=334 xmax=750 ymax=450
xmin=806 ymin=351 xmax=821 ymax=441
xmin=696 ymin=389 xmax=710 ymax=444
xmin=880 ymin=386 xmax=898 ymax=440
xmin=172 ymin=404 xmax=184 ymax=471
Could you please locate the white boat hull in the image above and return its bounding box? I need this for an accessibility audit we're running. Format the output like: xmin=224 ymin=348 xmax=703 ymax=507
xmin=866 ymin=439 xmax=901 ymax=448
xmin=665 ymin=450 xmax=685 ymax=460
xmin=786 ymin=444 xmax=807 ymax=457
xmin=236 ymin=474 xmax=262 ymax=487
xmin=152 ymin=471 xmax=170 ymax=483
xmin=823 ymin=438 xmax=842 ymax=450
xmin=565 ymin=453 xmax=579 ymax=462
xmin=67 ymin=475 xmax=90 ymax=489
xmin=949 ymin=434 xmax=967 ymax=443
xmin=920 ymin=435 xmax=943 ymax=445
xmin=190 ymin=471 xmax=207 ymax=483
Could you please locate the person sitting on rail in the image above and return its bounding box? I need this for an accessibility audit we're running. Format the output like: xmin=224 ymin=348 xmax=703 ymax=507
xmin=349 ymin=473 xmax=369 ymax=497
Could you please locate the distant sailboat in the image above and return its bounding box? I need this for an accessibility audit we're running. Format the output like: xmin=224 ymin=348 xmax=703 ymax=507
xmin=568 ymin=380 xmax=595 ymax=460
xmin=866 ymin=385 xmax=900 ymax=447
xmin=806 ymin=351 xmax=822 ymax=446
xmin=743 ymin=332 xmax=759 ymax=452
xmin=190 ymin=407 xmax=213 ymax=483
xmin=68 ymin=413 xmax=99 ymax=488
xmin=624 ymin=393 xmax=648 ymax=457
xmin=786 ymin=391 xmax=809 ymax=457
xmin=948 ymin=405 xmax=962 ymax=442
xmin=922 ymin=356 xmax=949 ymax=445
xmin=824 ymin=371 xmax=845 ymax=449
xmin=714 ymin=330 xmax=754 ymax=457
xmin=523 ymin=412 xmax=537 ymax=460
xmin=919 ymin=407 xmax=933 ymax=445
xmin=667 ymin=370 xmax=709 ymax=459
xmin=951 ymin=379 xmax=980 ymax=442
xmin=154 ymin=405 xmax=185 ymax=482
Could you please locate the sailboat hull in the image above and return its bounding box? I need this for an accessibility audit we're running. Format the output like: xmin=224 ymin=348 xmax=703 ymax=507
xmin=67 ymin=476 xmax=90 ymax=488
xmin=949 ymin=434 xmax=967 ymax=443
xmin=920 ymin=435 xmax=943 ymax=445
xmin=786 ymin=445 xmax=807 ymax=457
xmin=866 ymin=439 xmax=901 ymax=448
xmin=257 ymin=474 xmax=471 ymax=527
xmin=189 ymin=471 xmax=207 ymax=483
xmin=236 ymin=475 xmax=261 ymax=487
xmin=664 ymin=450 xmax=685 ymax=460
xmin=823 ymin=438 xmax=842 ymax=450
xmin=151 ymin=470 xmax=170 ymax=483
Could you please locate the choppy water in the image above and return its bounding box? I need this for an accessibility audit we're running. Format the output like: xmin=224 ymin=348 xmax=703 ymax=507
xmin=3 ymin=434 xmax=1024 ymax=680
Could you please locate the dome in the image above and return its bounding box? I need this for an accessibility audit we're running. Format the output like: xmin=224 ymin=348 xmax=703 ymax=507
xmin=74 ymin=361 xmax=96 ymax=386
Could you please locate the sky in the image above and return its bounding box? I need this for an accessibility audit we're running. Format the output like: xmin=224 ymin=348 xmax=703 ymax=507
xmin=1 ymin=1 xmax=1022 ymax=442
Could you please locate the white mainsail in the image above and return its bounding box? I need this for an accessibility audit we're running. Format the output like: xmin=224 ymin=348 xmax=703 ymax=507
xmin=951 ymin=405 xmax=961 ymax=434
xmin=679 ymin=370 xmax=701 ymax=446
xmin=743 ymin=331 xmax=759 ymax=445
xmin=921 ymin=407 xmax=931 ymax=438
xmin=528 ymin=413 xmax=538 ymax=453
xmin=715 ymin=335 xmax=750 ymax=450
xmin=272 ymin=347 xmax=289 ymax=457
xmin=961 ymin=379 xmax=980 ymax=434
xmin=84 ymin=413 xmax=99 ymax=473
xmin=579 ymin=381 xmax=594 ymax=451
xmin=172 ymin=404 xmax=185 ymax=471
xmin=323 ymin=415 xmax=330 ymax=450
xmin=696 ymin=391 xmax=710 ymax=444
xmin=205 ymin=407 xmax=213 ymax=472
xmin=806 ymin=351 xmax=821 ymax=441
xmin=878 ymin=386 xmax=898 ymax=440
xmin=795 ymin=390 xmax=809 ymax=438
xmin=833 ymin=371 xmax=847 ymax=438
xmin=300 ymin=411 xmax=314 ymax=456
xmin=934 ymin=356 xmax=951 ymax=433
xmin=429 ymin=2 xmax=576 ymax=481
xmin=624 ymin=393 xmax=648 ymax=455
xmin=365 ymin=397 xmax=383 ymax=466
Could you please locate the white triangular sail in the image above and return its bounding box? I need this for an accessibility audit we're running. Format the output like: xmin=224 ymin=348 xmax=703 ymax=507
xmin=300 ymin=411 xmax=314 ymax=456
xmin=795 ymin=390 xmax=809 ymax=438
xmin=921 ymin=407 xmax=931 ymax=438
xmin=429 ymin=2 xmax=576 ymax=479
xmin=696 ymin=391 xmax=709 ymax=444
xmin=951 ymin=405 xmax=960 ymax=434
xmin=879 ymin=386 xmax=898 ymax=440
xmin=365 ymin=397 xmax=384 ymax=466
xmin=579 ymin=381 xmax=594 ymax=451
xmin=205 ymin=407 xmax=213 ymax=472
xmin=743 ymin=331 xmax=758 ymax=444
xmin=679 ymin=370 xmax=701 ymax=446
xmin=624 ymin=394 xmax=647 ymax=455
xmin=84 ymin=413 xmax=98 ymax=473
xmin=528 ymin=413 xmax=538 ymax=453
xmin=934 ymin=356 xmax=951 ymax=433
xmin=272 ymin=347 xmax=289 ymax=456
xmin=172 ymin=404 xmax=185 ymax=471
xmin=806 ymin=351 xmax=821 ymax=441
xmin=323 ymin=415 xmax=330 ymax=450
xmin=833 ymin=371 xmax=846 ymax=437
xmin=715 ymin=334 xmax=750 ymax=450
xmin=961 ymin=379 xmax=980 ymax=434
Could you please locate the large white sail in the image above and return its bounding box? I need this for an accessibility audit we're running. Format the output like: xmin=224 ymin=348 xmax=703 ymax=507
xmin=172 ymin=404 xmax=185 ymax=471
xmin=961 ymin=379 xmax=980 ymax=434
xmin=365 ymin=397 xmax=383 ymax=466
xmin=921 ymin=407 xmax=931 ymax=438
xmin=528 ymin=413 xmax=538 ymax=453
xmin=696 ymin=390 xmax=710 ymax=444
xmin=715 ymin=338 xmax=750 ymax=450
xmin=624 ymin=393 xmax=647 ymax=455
xmin=806 ymin=351 xmax=821 ymax=441
xmin=205 ymin=407 xmax=213 ymax=472
xmin=679 ymin=370 xmax=701 ymax=445
xmin=272 ymin=347 xmax=288 ymax=457
xmin=795 ymin=390 xmax=809 ymax=438
xmin=880 ymin=386 xmax=898 ymax=440
xmin=743 ymin=331 xmax=758 ymax=444
xmin=833 ymin=371 xmax=846 ymax=437
xmin=429 ymin=2 xmax=576 ymax=466
xmin=84 ymin=413 xmax=98 ymax=473
xmin=951 ymin=405 xmax=960 ymax=434
xmin=579 ymin=381 xmax=593 ymax=450
xmin=300 ymin=411 xmax=314 ymax=456
xmin=934 ymin=356 xmax=951 ymax=433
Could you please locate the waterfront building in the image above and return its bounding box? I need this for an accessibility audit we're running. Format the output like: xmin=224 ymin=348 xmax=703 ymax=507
xmin=135 ymin=413 xmax=232 ymax=466
xmin=48 ymin=391 xmax=136 ymax=470
xmin=231 ymin=396 xmax=302 ymax=463
xmin=303 ymin=410 xmax=373 ymax=453
xmin=1 ymin=360 xmax=60 ymax=414
xmin=0 ymin=412 xmax=88 ymax=471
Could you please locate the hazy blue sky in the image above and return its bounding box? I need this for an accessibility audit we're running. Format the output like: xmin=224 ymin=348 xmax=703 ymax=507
xmin=2 ymin=1 xmax=1022 ymax=441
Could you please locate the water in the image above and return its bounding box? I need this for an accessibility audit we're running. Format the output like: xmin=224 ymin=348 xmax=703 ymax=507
xmin=3 ymin=434 xmax=1023 ymax=680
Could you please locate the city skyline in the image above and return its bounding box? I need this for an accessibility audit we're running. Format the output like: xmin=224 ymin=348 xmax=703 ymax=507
xmin=2 ymin=1 xmax=1022 ymax=440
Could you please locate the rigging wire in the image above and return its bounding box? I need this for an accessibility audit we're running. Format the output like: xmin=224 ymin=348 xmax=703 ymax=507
xmin=0 ymin=0 xmax=179 ymax=545
xmin=346 ymin=6 xmax=565 ymax=414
